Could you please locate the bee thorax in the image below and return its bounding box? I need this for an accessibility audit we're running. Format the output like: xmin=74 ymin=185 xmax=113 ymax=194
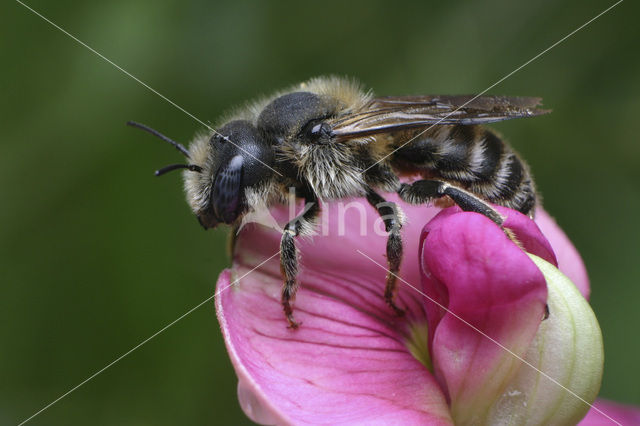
xmin=293 ymin=144 xmax=367 ymax=200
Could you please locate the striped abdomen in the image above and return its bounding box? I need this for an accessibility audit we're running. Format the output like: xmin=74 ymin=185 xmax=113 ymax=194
xmin=391 ymin=125 xmax=537 ymax=215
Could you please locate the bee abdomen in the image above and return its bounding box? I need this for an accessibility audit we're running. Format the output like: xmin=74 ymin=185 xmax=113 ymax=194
xmin=468 ymin=129 xmax=537 ymax=214
xmin=391 ymin=125 xmax=537 ymax=214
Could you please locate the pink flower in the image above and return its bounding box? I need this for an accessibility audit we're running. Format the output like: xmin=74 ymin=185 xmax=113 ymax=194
xmin=215 ymin=196 xmax=615 ymax=424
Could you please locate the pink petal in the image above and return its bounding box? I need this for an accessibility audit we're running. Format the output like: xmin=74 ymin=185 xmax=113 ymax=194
xmin=426 ymin=206 xmax=558 ymax=265
xmin=216 ymin=194 xmax=588 ymax=423
xmin=579 ymin=399 xmax=640 ymax=425
xmin=535 ymin=207 xmax=590 ymax=299
xmin=419 ymin=208 xmax=549 ymax=423
xmin=217 ymin=198 xmax=453 ymax=425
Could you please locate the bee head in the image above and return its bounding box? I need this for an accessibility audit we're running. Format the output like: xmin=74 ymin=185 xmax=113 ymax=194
xmin=194 ymin=120 xmax=274 ymax=229
xmin=128 ymin=120 xmax=274 ymax=230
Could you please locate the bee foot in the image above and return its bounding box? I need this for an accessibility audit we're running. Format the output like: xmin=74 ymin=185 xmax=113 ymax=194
xmin=286 ymin=314 xmax=301 ymax=330
xmin=387 ymin=301 xmax=406 ymax=317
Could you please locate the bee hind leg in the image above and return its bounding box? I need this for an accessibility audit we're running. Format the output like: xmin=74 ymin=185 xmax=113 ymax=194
xmin=398 ymin=179 xmax=504 ymax=226
xmin=280 ymin=194 xmax=320 ymax=329
xmin=366 ymin=189 xmax=405 ymax=317
xmin=397 ymin=180 xmax=553 ymax=320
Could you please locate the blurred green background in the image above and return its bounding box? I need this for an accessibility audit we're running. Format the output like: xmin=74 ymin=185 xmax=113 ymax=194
xmin=2 ymin=0 xmax=639 ymax=424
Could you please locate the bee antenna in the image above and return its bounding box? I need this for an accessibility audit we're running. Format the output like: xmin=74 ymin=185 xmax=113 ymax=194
xmin=155 ymin=164 xmax=203 ymax=177
xmin=127 ymin=121 xmax=191 ymax=159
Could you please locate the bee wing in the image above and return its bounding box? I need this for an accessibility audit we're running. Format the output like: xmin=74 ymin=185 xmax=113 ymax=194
xmin=330 ymin=95 xmax=550 ymax=141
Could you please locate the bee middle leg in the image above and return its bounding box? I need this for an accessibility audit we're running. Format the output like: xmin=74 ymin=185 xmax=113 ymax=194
xmin=366 ymin=189 xmax=405 ymax=316
xmin=280 ymin=195 xmax=320 ymax=329
xmin=398 ymin=179 xmax=504 ymax=226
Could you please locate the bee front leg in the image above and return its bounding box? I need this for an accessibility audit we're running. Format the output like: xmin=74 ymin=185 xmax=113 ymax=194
xmin=280 ymin=228 xmax=299 ymax=328
xmin=280 ymin=195 xmax=320 ymax=329
xmin=398 ymin=179 xmax=504 ymax=226
xmin=366 ymin=189 xmax=405 ymax=317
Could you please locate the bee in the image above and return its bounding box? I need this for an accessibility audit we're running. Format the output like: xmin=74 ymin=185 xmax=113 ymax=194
xmin=129 ymin=76 xmax=548 ymax=329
